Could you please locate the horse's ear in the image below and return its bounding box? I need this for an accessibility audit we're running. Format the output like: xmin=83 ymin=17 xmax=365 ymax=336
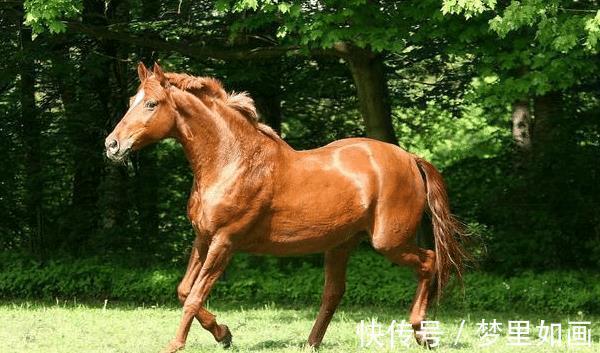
xmin=153 ymin=62 xmax=169 ymax=87
xmin=137 ymin=62 xmax=150 ymax=82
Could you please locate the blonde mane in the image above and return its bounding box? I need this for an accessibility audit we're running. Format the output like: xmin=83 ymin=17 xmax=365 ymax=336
xmin=164 ymin=72 xmax=281 ymax=141
xmin=164 ymin=73 xmax=254 ymax=121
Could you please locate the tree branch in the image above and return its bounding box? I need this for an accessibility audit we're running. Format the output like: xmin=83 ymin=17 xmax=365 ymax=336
xmin=65 ymin=21 xmax=336 ymax=61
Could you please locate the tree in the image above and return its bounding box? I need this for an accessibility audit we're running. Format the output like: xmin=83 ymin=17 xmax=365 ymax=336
xmin=442 ymin=0 xmax=600 ymax=151
xmin=8 ymin=0 xmax=599 ymax=270
xmin=214 ymin=0 xmax=413 ymax=143
xmin=19 ymin=8 xmax=45 ymax=256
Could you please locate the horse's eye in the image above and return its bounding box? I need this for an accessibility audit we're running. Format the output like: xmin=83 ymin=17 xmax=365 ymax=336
xmin=145 ymin=100 xmax=158 ymax=110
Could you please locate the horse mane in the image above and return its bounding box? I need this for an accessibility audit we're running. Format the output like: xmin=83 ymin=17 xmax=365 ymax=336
xmin=225 ymin=91 xmax=258 ymax=124
xmin=164 ymin=72 xmax=227 ymax=101
xmin=165 ymin=72 xmax=281 ymax=141
xmin=164 ymin=72 xmax=281 ymax=141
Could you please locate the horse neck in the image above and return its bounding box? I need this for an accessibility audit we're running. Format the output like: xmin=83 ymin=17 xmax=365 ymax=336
xmin=171 ymin=89 xmax=266 ymax=179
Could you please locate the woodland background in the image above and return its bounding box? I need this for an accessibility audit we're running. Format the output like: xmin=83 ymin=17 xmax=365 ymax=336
xmin=0 ymin=0 xmax=599 ymax=307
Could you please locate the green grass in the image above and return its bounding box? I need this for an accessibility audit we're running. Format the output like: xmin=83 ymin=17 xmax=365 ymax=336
xmin=1 ymin=302 xmax=598 ymax=353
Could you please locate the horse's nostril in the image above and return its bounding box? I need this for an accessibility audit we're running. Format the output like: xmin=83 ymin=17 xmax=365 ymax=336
xmin=106 ymin=139 xmax=119 ymax=153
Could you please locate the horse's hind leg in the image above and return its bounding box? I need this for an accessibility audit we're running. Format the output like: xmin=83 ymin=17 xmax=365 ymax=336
xmin=307 ymin=236 xmax=361 ymax=348
xmin=376 ymin=244 xmax=436 ymax=346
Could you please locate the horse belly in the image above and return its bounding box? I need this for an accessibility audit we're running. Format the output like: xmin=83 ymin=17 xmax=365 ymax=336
xmin=241 ymin=170 xmax=373 ymax=255
xmin=242 ymin=220 xmax=365 ymax=255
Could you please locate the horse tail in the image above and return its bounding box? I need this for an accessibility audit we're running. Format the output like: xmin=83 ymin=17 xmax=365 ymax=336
xmin=415 ymin=157 xmax=470 ymax=301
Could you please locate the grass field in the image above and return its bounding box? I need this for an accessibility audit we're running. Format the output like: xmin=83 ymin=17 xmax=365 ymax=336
xmin=1 ymin=302 xmax=598 ymax=353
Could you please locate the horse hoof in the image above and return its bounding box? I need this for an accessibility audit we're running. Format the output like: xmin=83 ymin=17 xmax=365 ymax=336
xmin=414 ymin=336 xmax=436 ymax=350
xmin=306 ymin=342 xmax=320 ymax=351
xmin=160 ymin=340 xmax=185 ymax=353
xmin=218 ymin=325 xmax=232 ymax=348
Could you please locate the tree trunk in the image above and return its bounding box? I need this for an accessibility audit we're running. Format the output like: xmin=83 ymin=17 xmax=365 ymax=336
xmin=132 ymin=0 xmax=161 ymax=254
xmin=342 ymin=45 xmax=397 ymax=144
xmin=511 ymin=99 xmax=532 ymax=151
xmin=19 ymin=23 xmax=44 ymax=258
xmin=254 ymin=91 xmax=282 ymax=133
xmin=247 ymin=58 xmax=283 ymax=133
xmin=99 ymin=0 xmax=134 ymax=250
xmin=533 ymin=91 xmax=565 ymax=153
xmin=139 ymin=0 xmax=160 ymax=65
xmin=60 ymin=0 xmax=114 ymax=254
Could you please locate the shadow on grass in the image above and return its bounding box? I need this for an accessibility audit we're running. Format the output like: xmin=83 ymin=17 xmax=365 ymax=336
xmin=447 ymin=342 xmax=472 ymax=349
xmin=250 ymin=339 xmax=303 ymax=350
xmin=248 ymin=339 xmax=342 ymax=351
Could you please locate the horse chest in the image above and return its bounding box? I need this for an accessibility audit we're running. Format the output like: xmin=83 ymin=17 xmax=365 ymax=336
xmin=188 ymin=194 xmax=227 ymax=236
xmin=187 ymin=164 xmax=254 ymax=235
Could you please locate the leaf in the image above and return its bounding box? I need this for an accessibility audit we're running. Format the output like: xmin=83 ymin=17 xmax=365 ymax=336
xmin=278 ymin=2 xmax=291 ymax=14
xmin=584 ymin=10 xmax=600 ymax=51
xmin=276 ymin=25 xmax=288 ymax=39
xmin=48 ymin=20 xmax=66 ymax=34
xmin=24 ymin=13 xmax=37 ymax=24
xmin=241 ymin=0 xmax=258 ymax=10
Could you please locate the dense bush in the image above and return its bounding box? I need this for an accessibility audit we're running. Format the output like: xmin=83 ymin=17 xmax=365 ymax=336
xmin=445 ymin=148 xmax=600 ymax=273
xmin=1 ymin=250 xmax=598 ymax=313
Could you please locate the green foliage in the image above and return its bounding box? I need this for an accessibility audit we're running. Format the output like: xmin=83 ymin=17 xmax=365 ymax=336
xmin=24 ymin=0 xmax=82 ymax=33
xmin=393 ymin=102 xmax=507 ymax=168
xmin=216 ymin=0 xmax=416 ymax=52
xmin=1 ymin=251 xmax=598 ymax=313
xmin=5 ymin=0 xmax=600 ymax=284
xmin=445 ymin=123 xmax=600 ymax=272
xmin=584 ymin=10 xmax=600 ymax=49
xmin=443 ymin=0 xmax=600 ymax=53
xmin=487 ymin=1 xmax=600 ymax=54
xmin=441 ymin=0 xmax=497 ymax=19
xmin=442 ymin=0 xmax=600 ymax=102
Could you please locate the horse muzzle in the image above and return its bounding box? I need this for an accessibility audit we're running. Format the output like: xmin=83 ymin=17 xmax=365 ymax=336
xmin=105 ymin=137 xmax=132 ymax=162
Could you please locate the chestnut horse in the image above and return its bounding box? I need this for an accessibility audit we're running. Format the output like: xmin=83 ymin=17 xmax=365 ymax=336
xmin=105 ymin=63 xmax=468 ymax=352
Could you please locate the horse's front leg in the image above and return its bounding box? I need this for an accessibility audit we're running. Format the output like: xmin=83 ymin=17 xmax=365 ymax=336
xmin=176 ymin=238 xmax=230 ymax=345
xmin=177 ymin=237 xmax=206 ymax=304
xmin=161 ymin=236 xmax=233 ymax=353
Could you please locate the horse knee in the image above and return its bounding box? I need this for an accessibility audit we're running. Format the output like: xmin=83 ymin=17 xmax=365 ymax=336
xmin=177 ymin=283 xmax=190 ymax=304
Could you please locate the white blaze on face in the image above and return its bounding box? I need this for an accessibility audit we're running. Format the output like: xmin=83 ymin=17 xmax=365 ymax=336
xmin=127 ymin=89 xmax=145 ymax=114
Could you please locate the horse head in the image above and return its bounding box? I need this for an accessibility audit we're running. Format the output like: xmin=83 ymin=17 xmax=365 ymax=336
xmin=105 ymin=62 xmax=176 ymax=162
